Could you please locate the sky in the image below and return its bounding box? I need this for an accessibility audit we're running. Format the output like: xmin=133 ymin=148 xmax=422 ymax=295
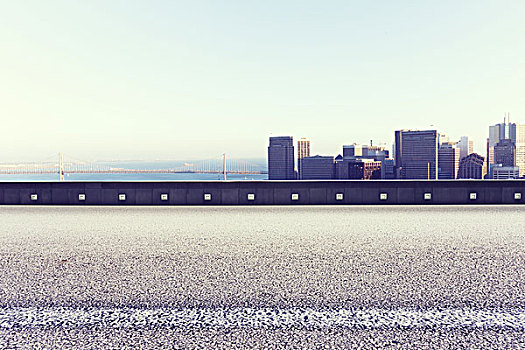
xmin=1 ymin=0 xmax=524 ymax=162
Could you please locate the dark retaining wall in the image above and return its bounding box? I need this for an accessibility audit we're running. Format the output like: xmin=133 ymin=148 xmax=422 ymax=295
xmin=1 ymin=180 xmax=525 ymax=205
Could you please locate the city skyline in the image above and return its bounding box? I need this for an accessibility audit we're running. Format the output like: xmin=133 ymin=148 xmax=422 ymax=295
xmin=268 ymin=118 xmax=524 ymax=180
xmin=1 ymin=1 xmax=525 ymax=161
xmin=0 ymin=115 xmax=521 ymax=166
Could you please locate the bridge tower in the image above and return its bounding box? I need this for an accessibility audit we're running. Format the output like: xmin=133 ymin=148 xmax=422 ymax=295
xmin=59 ymin=152 xmax=65 ymax=181
xmin=223 ymin=153 xmax=227 ymax=180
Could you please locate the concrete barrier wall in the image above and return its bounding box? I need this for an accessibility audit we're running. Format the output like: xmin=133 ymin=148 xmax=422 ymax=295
xmin=1 ymin=180 xmax=525 ymax=205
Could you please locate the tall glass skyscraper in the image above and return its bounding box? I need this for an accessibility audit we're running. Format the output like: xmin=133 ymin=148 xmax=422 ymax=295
xmin=494 ymin=139 xmax=516 ymax=167
xmin=297 ymin=138 xmax=310 ymax=180
xmin=457 ymin=136 xmax=473 ymax=160
xmin=395 ymin=130 xmax=438 ymax=179
xmin=486 ymin=113 xmax=524 ymax=177
xmin=515 ymin=124 xmax=525 ymax=177
xmin=438 ymin=143 xmax=461 ymax=179
xmin=268 ymin=136 xmax=295 ymax=180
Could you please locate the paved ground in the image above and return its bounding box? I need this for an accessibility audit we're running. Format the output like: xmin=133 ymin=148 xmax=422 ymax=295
xmin=0 ymin=206 xmax=524 ymax=348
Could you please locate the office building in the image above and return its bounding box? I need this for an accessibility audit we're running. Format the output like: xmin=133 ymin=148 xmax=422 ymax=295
xmin=491 ymin=165 xmax=520 ymax=179
xmin=347 ymin=159 xmax=382 ymax=180
xmin=343 ymin=144 xmax=389 ymax=161
xmin=394 ymin=131 xmax=403 ymax=171
xmin=334 ymin=155 xmax=349 ymax=179
xmin=367 ymin=146 xmax=389 ymax=161
xmin=343 ymin=144 xmax=365 ymax=159
xmin=394 ymin=130 xmax=439 ymax=179
xmin=381 ymin=158 xmax=395 ymax=179
xmin=487 ymin=114 xmax=516 ymax=173
xmin=301 ymin=156 xmax=335 ymax=180
xmin=337 ymin=143 xmax=389 ymax=179
xmin=494 ymin=139 xmax=516 ymax=167
xmin=457 ymin=136 xmax=474 ymax=160
xmin=438 ymin=143 xmax=460 ymax=179
xmin=268 ymin=136 xmax=295 ymax=180
xmin=457 ymin=153 xmax=486 ymax=179
xmin=297 ymin=138 xmax=310 ymax=180
xmin=516 ymin=124 xmax=525 ymax=177
xmin=438 ymin=133 xmax=450 ymax=145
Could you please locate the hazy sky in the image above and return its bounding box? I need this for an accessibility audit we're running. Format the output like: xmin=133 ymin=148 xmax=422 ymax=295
xmin=1 ymin=0 xmax=524 ymax=161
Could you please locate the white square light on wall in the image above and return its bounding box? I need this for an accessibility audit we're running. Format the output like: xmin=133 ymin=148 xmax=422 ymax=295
xmin=247 ymin=193 xmax=255 ymax=201
xmin=160 ymin=193 xmax=168 ymax=201
xmin=204 ymin=193 xmax=212 ymax=201
xmin=291 ymin=193 xmax=299 ymax=201
xmin=424 ymin=193 xmax=432 ymax=200
xmin=469 ymin=192 xmax=477 ymax=200
xmin=336 ymin=193 xmax=344 ymax=201
xmin=30 ymin=194 xmax=38 ymax=201
xmin=118 ymin=194 xmax=126 ymax=201
xmin=380 ymin=193 xmax=388 ymax=201
xmin=514 ymin=192 xmax=522 ymax=200
xmin=78 ymin=194 xmax=86 ymax=201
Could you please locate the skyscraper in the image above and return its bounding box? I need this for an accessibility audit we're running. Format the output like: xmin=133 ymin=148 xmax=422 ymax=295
xmin=457 ymin=136 xmax=474 ymax=160
xmin=494 ymin=139 xmax=516 ymax=167
xmin=487 ymin=114 xmax=516 ymax=173
xmin=268 ymin=136 xmax=295 ymax=180
xmin=438 ymin=134 xmax=450 ymax=145
xmin=438 ymin=143 xmax=460 ymax=179
xmin=515 ymin=124 xmax=525 ymax=177
xmin=301 ymin=155 xmax=334 ymax=180
xmin=395 ymin=130 xmax=438 ymax=179
xmin=297 ymin=138 xmax=310 ymax=180
xmin=457 ymin=153 xmax=486 ymax=179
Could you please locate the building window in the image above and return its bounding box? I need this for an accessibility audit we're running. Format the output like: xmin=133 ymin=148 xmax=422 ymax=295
xmin=514 ymin=192 xmax=522 ymax=200
xmin=380 ymin=193 xmax=388 ymax=201
xmin=160 ymin=194 xmax=168 ymax=201
xmin=336 ymin=193 xmax=344 ymax=201
xmin=469 ymin=192 xmax=477 ymax=200
xmin=78 ymin=194 xmax=86 ymax=201
xmin=204 ymin=193 xmax=212 ymax=201
xmin=247 ymin=193 xmax=255 ymax=201
xmin=30 ymin=194 xmax=38 ymax=201
xmin=118 ymin=194 xmax=126 ymax=201
xmin=291 ymin=193 xmax=299 ymax=201
xmin=424 ymin=193 xmax=432 ymax=200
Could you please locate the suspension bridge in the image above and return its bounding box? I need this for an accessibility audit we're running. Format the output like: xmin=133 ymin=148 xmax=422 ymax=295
xmin=0 ymin=153 xmax=266 ymax=180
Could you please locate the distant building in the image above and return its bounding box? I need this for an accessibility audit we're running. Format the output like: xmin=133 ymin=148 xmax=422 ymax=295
xmin=335 ymin=155 xmax=349 ymax=179
xmin=301 ymin=155 xmax=335 ymax=180
xmin=268 ymin=136 xmax=295 ymax=180
xmin=516 ymin=124 xmax=525 ymax=177
xmin=337 ymin=144 xmax=389 ymax=179
xmin=438 ymin=143 xmax=460 ymax=179
xmin=348 ymin=159 xmax=382 ymax=180
xmin=297 ymin=138 xmax=310 ymax=179
xmin=491 ymin=165 xmax=520 ymax=179
xmin=367 ymin=146 xmax=389 ymax=161
xmin=381 ymin=158 xmax=395 ymax=179
xmin=457 ymin=136 xmax=474 ymax=160
xmin=494 ymin=139 xmax=516 ymax=167
xmin=438 ymin=133 xmax=450 ymax=145
xmin=395 ymin=130 xmax=438 ymax=179
xmin=487 ymin=115 xmax=516 ymax=174
xmin=457 ymin=153 xmax=486 ymax=179
xmin=343 ymin=144 xmax=365 ymax=159
xmin=343 ymin=144 xmax=389 ymax=161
